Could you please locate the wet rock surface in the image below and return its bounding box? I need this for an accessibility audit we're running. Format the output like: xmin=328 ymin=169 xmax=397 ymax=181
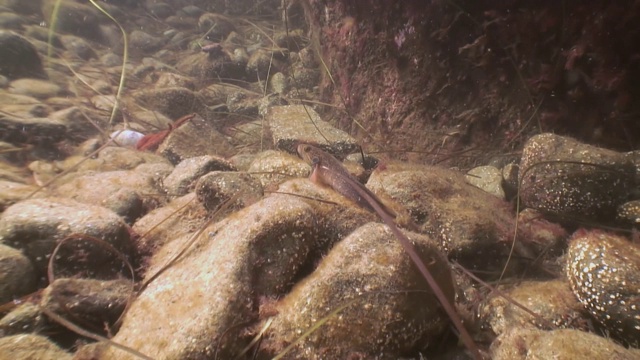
xmin=163 ymin=154 xmax=236 ymax=196
xmin=0 ymin=0 xmax=638 ymax=358
xmin=566 ymin=229 xmax=640 ymax=346
xmin=102 ymin=195 xmax=321 ymax=359
xmin=491 ymin=327 xmax=640 ymax=360
xmin=267 ymin=105 xmax=359 ymax=156
xmin=519 ymin=133 xmax=636 ymax=222
xmin=260 ymin=222 xmax=453 ymax=359
xmin=367 ymin=164 xmax=517 ymax=272
xmin=41 ymin=278 xmax=132 ymax=332
xmin=0 ymin=197 xmax=131 ymax=276
xmin=0 ymin=333 xmax=72 ymax=360
xmin=0 ymin=243 xmax=36 ymax=303
xmin=480 ymin=279 xmax=587 ymax=336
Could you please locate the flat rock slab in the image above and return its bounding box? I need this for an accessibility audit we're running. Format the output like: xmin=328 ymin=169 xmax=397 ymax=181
xmin=157 ymin=114 xmax=235 ymax=164
xmin=266 ymin=105 xmax=358 ymax=157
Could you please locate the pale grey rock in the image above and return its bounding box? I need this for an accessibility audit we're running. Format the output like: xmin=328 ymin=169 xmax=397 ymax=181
xmin=465 ymin=165 xmax=505 ymax=199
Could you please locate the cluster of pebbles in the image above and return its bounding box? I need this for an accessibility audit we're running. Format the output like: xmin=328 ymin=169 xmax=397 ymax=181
xmin=0 ymin=0 xmax=639 ymax=359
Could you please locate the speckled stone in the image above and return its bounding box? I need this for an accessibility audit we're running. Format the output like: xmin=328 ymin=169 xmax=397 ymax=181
xmin=617 ymin=200 xmax=640 ymax=224
xmin=480 ymin=279 xmax=587 ymax=336
xmin=566 ymin=229 xmax=640 ymax=346
xmin=247 ymin=150 xmax=310 ymax=188
xmin=260 ymin=222 xmax=453 ymax=359
xmin=519 ymin=133 xmax=635 ymax=222
xmin=491 ymin=327 xmax=640 ymax=360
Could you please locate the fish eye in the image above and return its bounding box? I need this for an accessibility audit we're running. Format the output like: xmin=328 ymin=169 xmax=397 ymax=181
xmin=311 ymin=156 xmax=319 ymax=165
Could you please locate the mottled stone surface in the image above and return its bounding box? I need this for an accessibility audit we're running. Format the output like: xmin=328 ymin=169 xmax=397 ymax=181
xmin=259 ymin=222 xmax=453 ymax=359
xmin=0 ymin=333 xmax=72 ymax=360
xmin=195 ymin=171 xmax=263 ymax=212
xmin=54 ymin=167 xmax=164 ymax=222
xmin=491 ymin=328 xmax=640 ymax=360
xmin=0 ymin=180 xmax=39 ymax=211
xmin=41 ymin=278 xmax=132 ymax=330
xmin=247 ymin=150 xmax=310 ymax=188
xmin=8 ymin=78 xmax=63 ymax=99
xmin=480 ymin=279 xmax=587 ymax=336
xmin=566 ymin=229 xmax=640 ymax=346
xmin=0 ymin=302 xmax=43 ymax=336
xmin=0 ymin=197 xmax=131 ymax=276
xmin=0 ymin=244 xmax=36 ymax=303
xmin=617 ymin=200 xmax=640 ymax=224
xmin=157 ymin=114 xmax=235 ymax=164
xmin=367 ymin=163 xmax=517 ymax=272
xmin=103 ymin=195 xmax=321 ymax=359
xmin=163 ymin=155 xmax=236 ymax=196
xmin=519 ymin=133 xmax=635 ymax=222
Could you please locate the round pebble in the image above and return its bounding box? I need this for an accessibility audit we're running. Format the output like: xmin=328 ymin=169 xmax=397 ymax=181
xmin=566 ymin=229 xmax=640 ymax=346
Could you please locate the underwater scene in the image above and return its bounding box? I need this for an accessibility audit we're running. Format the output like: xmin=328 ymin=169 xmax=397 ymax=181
xmin=0 ymin=0 xmax=639 ymax=359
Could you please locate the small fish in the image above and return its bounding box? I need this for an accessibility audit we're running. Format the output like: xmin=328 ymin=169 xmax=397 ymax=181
xmin=296 ymin=143 xmax=483 ymax=360
xmin=296 ymin=143 xmax=397 ymax=218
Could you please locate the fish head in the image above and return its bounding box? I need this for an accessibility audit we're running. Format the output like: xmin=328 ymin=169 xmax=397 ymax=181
xmin=297 ymin=143 xmax=321 ymax=166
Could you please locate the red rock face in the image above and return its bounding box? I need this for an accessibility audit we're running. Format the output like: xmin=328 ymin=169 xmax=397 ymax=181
xmin=306 ymin=0 xmax=640 ymax=164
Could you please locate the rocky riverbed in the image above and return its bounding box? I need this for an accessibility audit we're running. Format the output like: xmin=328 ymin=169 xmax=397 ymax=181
xmin=0 ymin=1 xmax=639 ymax=359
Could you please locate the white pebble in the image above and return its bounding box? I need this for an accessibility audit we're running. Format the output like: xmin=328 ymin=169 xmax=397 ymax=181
xmin=109 ymin=129 xmax=144 ymax=148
